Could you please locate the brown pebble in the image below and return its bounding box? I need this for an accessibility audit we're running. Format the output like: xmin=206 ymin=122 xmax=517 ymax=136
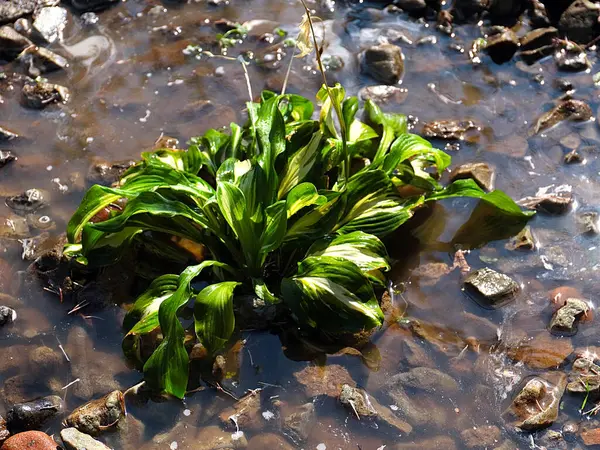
xmin=1 ymin=431 xmax=58 ymax=450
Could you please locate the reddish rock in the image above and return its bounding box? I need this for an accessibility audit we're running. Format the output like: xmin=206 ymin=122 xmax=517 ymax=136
xmin=294 ymin=364 xmax=354 ymax=397
xmin=507 ymin=332 xmax=573 ymax=369
xmin=581 ymin=428 xmax=600 ymax=446
xmin=548 ymin=286 xmax=583 ymax=310
xmin=1 ymin=431 xmax=58 ymax=449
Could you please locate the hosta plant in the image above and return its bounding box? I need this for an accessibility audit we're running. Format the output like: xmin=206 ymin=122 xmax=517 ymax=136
xmin=65 ymin=85 xmax=533 ymax=398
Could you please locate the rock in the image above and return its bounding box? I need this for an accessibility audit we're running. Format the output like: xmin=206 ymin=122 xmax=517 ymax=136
xmin=454 ymin=0 xmax=488 ymax=17
xmin=530 ymin=0 xmax=551 ymax=26
xmin=577 ymin=211 xmax=599 ymax=234
xmin=399 ymin=339 xmax=435 ymax=368
xmin=505 ymin=226 xmax=536 ymax=251
xmin=0 ymin=214 xmax=29 ymax=238
xmin=0 ymin=151 xmax=15 ymax=169
xmin=1 ymin=374 xmax=54 ymax=407
xmin=0 ymin=431 xmax=57 ymax=450
xmin=564 ymin=148 xmax=583 ymax=164
xmin=0 ymin=417 xmax=8 ymax=445
xmin=558 ymin=0 xmax=600 ymax=44
xmin=517 ymin=186 xmax=573 ymax=214
xmin=582 ymin=427 xmax=600 ymax=446
xmin=281 ymin=403 xmax=315 ymax=443
xmin=5 ymin=189 xmax=47 ymax=215
xmin=28 ymin=346 xmax=62 ymax=374
xmin=485 ymin=29 xmax=519 ymax=64
xmin=554 ymin=44 xmax=589 ymax=72
xmin=358 ymin=85 xmax=407 ymax=104
xmin=396 ymin=0 xmax=427 ymax=13
xmin=188 ymin=425 xmax=247 ymax=450
xmin=463 ymin=268 xmax=519 ymax=309
xmin=219 ymin=390 xmax=263 ymax=431
xmin=385 ymin=383 xmax=447 ymax=427
xmin=460 ymin=425 xmax=501 ymax=449
xmin=422 ymin=119 xmax=480 ymax=141
xmin=86 ymin=158 xmax=136 ymax=186
xmin=449 ymin=162 xmax=494 ymax=191
xmin=538 ymin=429 xmax=567 ymax=449
xmin=60 ymin=428 xmax=110 ymax=450
xmin=0 ymin=0 xmax=46 ymax=24
xmin=21 ymin=81 xmax=70 ymax=109
xmin=549 ymin=298 xmax=589 ymax=335
xmin=32 ymin=7 xmax=68 ymax=44
xmin=339 ymin=384 xmax=412 ymax=434
xmin=389 ymin=367 xmax=460 ymax=396
xmin=533 ymin=99 xmax=592 ymax=135
xmin=18 ymin=46 xmax=68 ymax=77
xmin=6 ymin=395 xmax=62 ymax=433
xmin=519 ymin=27 xmax=558 ymax=64
xmin=0 ymin=25 xmax=33 ymax=60
xmin=63 ymin=391 xmax=125 ymax=436
xmin=507 ymin=332 xmax=573 ymax=369
xmin=234 ymin=294 xmax=282 ymax=330
xmin=247 ymin=433 xmax=292 ymax=450
xmin=406 ymin=318 xmax=467 ymax=356
xmin=567 ymin=355 xmax=600 ymax=394
xmin=392 ymin=436 xmax=457 ymax=450
xmin=0 ymin=126 xmax=20 ymax=142
xmin=294 ymin=364 xmax=354 ymax=397
xmin=503 ymin=372 xmax=567 ymax=431
xmin=361 ymin=43 xmax=404 ymax=85
xmin=0 ymin=307 xmax=16 ymax=326
xmin=70 ymin=0 xmax=118 ymax=11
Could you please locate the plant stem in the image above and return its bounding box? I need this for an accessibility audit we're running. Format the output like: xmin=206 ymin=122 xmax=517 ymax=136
xmin=298 ymin=0 xmax=350 ymax=188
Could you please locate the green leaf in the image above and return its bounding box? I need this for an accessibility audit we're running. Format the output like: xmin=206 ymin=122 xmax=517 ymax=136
xmin=348 ymin=120 xmax=379 ymax=144
xmin=281 ymin=256 xmax=384 ymax=333
xmin=143 ymin=261 xmax=233 ymax=398
xmin=285 ymin=182 xmax=326 ymax=218
xmin=194 ymin=281 xmax=240 ymax=355
xmin=384 ymin=133 xmax=451 ymax=176
xmin=364 ymin=100 xmax=407 ymax=166
xmin=140 ymin=146 xmax=203 ymax=174
xmin=252 ymin=278 xmax=280 ymax=304
xmin=278 ymin=130 xmax=323 ymax=199
xmin=307 ymin=231 xmax=390 ymax=273
xmin=284 ymin=94 xmax=314 ymax=122
xmin=259 ymin=201 xmax=287 ymax=256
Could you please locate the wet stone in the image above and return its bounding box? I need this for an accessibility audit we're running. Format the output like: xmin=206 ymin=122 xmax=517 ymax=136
xmin=503 ymin=372 xmax=567 ymax=431
xmin=520 ymin=27 xmax=558 ymax=52
xmin=505 ymin=226 xmax=536 ymax=251
xmin=5 ymin=189 xmax=47 ymax=215
xmin=389 ymin=367 xmax=460 ymax=396
xmin=339 ymin=384 xmax=412 ymax=435
xmin=538 ymin=429 xmax=567 ymax=450
xmin=18 ymin=46 xmax=68 ymax=76
xmin=566 ymin=355 xmax=600 ymax=395
xmin=86 ymin=158 xmax=136 ymax=186
xmin=1 ymin=430 xmax=57 ymax=450
xmin=449 ymin=162 xmax=494 ymax=191
xmin=32 ymin=7 xmax=68 ymax=44
xmin=550 ymin=298 xmax=589 ymax=335
xmin=21 ymin=81 xmax=70 ymax=109
xmin=463 ymin=267 xmax=519 ymax=308
xmin=281 ymin=402 xmax=315 ymax=443
xmin=60 ymin=427 xmax=110 ymax=450
xmin=581 ymin=426 xmax=600 ymax=446
xmin=0 ymin=126 xmax=20 ymax=142
xmin=460 ymin=425 xmax=501 ymax=449
xmin=358 ymin=85 xmax=407 ymax=104
xmin=558 ymin=0 xmax=600 ymax=44
xmin=0 ymin=307 xmax=16 ymax=326
xmin=517 ymin=186 xmax=573 ymax=214
xmin=507 ymin=332 xmax=573 ymax=369
xmin=361 ymin=43 xmax=404 ymax=85
xmin=0 ymin=0 xmax=48 ymax=24
xmin=422 ymin=119 xmax=480 ymax=141
xmin=554 ymin=45 xmax=589 ymax=72
xmin=485 ymin=29 xmax=519 ymax=64
xmin=0 ymin=151 xmax=16 ymax=169
xmin=294 ymin=364 xmax=354 ymax=398
xmin=6 ymin=395 xmax=63 ymax=433
xmin=218 ymin=390 xmax=262 ymax=431
xmin=0 ymin=416 xmax=8 ymax=445
xmin=564 ymin=148 xmax=583 ymax=164
xmin=64 ymin=390 xmax=125 ymax=436
xmin=0 ymin=25 xmax=33 ymax=60
xmin=577 ymin=211 xmax=599 ymax=234
xmin=533 ymin=99 xmax=593 ymax=134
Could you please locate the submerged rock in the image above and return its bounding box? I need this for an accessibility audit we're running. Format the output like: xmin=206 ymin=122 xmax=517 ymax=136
xmin=519 ymin=27 xmax=558 ymax=64
xmin=505 ymin=226 xmax=536 ymax=251
xmin=5 ymin=189 xmax=47 ymax=215
xmin=558 ymin=0 xmax=600 ymax=44
xmin=577 ymin=211 xmax=599 ymax=234
xmin=1 ymin=431 xmax=57 ymax=450
xmin=86 ymin=158 xmax=136 ymax=186
xmin=18 ymin=46 xmax=68 ymax=76
xmin=566 ymin=355 xmax=600 ymax=395
xmin=64 ymin=391 xmax=125 ymax=436
xmin=460 ymin=425 xmax=501 ymax=449
xmin=219 ymin=390 xmax=263 ymax=431
xmin=517 ymin=186 xmax=573 ymax=214
xmin=463 ymin=268 xmax=519 ymax=308
xmin=294 ymin=364 xmax=354 ymax=397
xmin=485 ymin=29 xmax=519 ymax=64
xmin=0 ymin=25 xmax=33 ymax=60
xmin=32 ymin=6 xmax=68 ymax=44
xmin=339 ymin=384 xmax=412 ymax=434
xmin=0 ymin=151 xmax=16 ymax=169
xmin=361 ymin=43 xmax=404 ymax=85
xmin=21 ymin=81 xmax=70 ymax=109
xmin=554 ymin=45 xmax=589 ymax=72
xmin=6 ymin=395 xmax=63 ymax=433
xmin=389 ymin=367 xmax=460 ymax=396
xmin=532 ymin=99 xmax=592 ymax=134
xmin=422 ymin=119 xmax=480 ymax=141
xmin=281 ymin=402 xmax=315 ymax=443
xmin=392 ymin=436 xmax=457 ymax=450
xmin=60 ymin=427 xmax=110 ymax=450
xmin=503 ymin=372 xmax=567 ymax=431
xmin=550 ymin=298 xmax=589 ymax=335
xmin=449 ymin=162 xmax=494 ymax=191
xmin=507 ymin=332 xmax=573 ymax=369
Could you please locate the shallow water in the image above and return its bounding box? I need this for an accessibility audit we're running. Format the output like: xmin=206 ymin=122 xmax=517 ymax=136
xmin=2 ymin=0 xmax=600 ymax=448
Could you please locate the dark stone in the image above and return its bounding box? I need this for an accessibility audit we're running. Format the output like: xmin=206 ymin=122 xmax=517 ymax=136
xmin=554 ymin=45 xmax=589 ymax=72
xmin=520 ymin=27 xmax=558 ymax=52
xmin=6 ymin=395 xmax=63 ymax=433
xmin=554 ymin=79 xmax=574 ymax=92
xmin=530 ymin=0 xmax=551 ymax=27
xmin=0 ymin=306 xmax=17 ymax=326
xmin=5 ymin=189 xmax=47 ymax=215
xmin=449 ymin=162 xmax=494 ymax=191
xmin=0 ymin=125 xmax=20 ymax=142
xmin=532 ymin=99 xmax=592 ymax=134
xmin=0 ymin=25 xmax=33 ymax=60
xmin=485 ymin=29 xmax=519 ymax=64
xmin=32 ymin=6 xmax=68 ymax=44
xmin=517 ymin=187 xmax=573 ymax=214
xmin=18 ymin=46 xmax=68 ymax=76
xmin=564 ymin=148 xmax=583 ymax=164
xmin=0 ymin=150 xmax=16 ymax=168
xmin=70 ymin=0 xmax=118 ymax=12
xmin=558 ymin=0 xmax=600 ymax=44
xmin=361 ymin=43 xmax=404 ymax=85
xmin=396 ymin=0 xmax=427 ymax=13
xmin=21 ymin=81 xmax=70 ymax=109
xmin=488 ymin=0 xmax=523 ymax=18
xmin=463 ymin=267 xmax=519 ymax=308
xmin=86 ymin=158 xmax=136 ymax=186
xmin=454 ymin=0 xmax=489 ymax=18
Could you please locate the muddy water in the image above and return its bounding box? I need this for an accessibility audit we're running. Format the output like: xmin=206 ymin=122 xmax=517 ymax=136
xmin=2 ymin=0 xmax=600 ymax=448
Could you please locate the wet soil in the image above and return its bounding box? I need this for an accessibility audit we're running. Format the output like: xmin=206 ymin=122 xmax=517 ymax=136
xmin=2 ymin=0 xmax=600 ymax=449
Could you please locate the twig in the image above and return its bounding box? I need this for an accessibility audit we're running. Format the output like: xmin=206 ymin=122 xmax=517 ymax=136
xmin=281 ymin=41 xmax=297 ymax=95
xmin=61 ymin=378 xmax=80 ymax=390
